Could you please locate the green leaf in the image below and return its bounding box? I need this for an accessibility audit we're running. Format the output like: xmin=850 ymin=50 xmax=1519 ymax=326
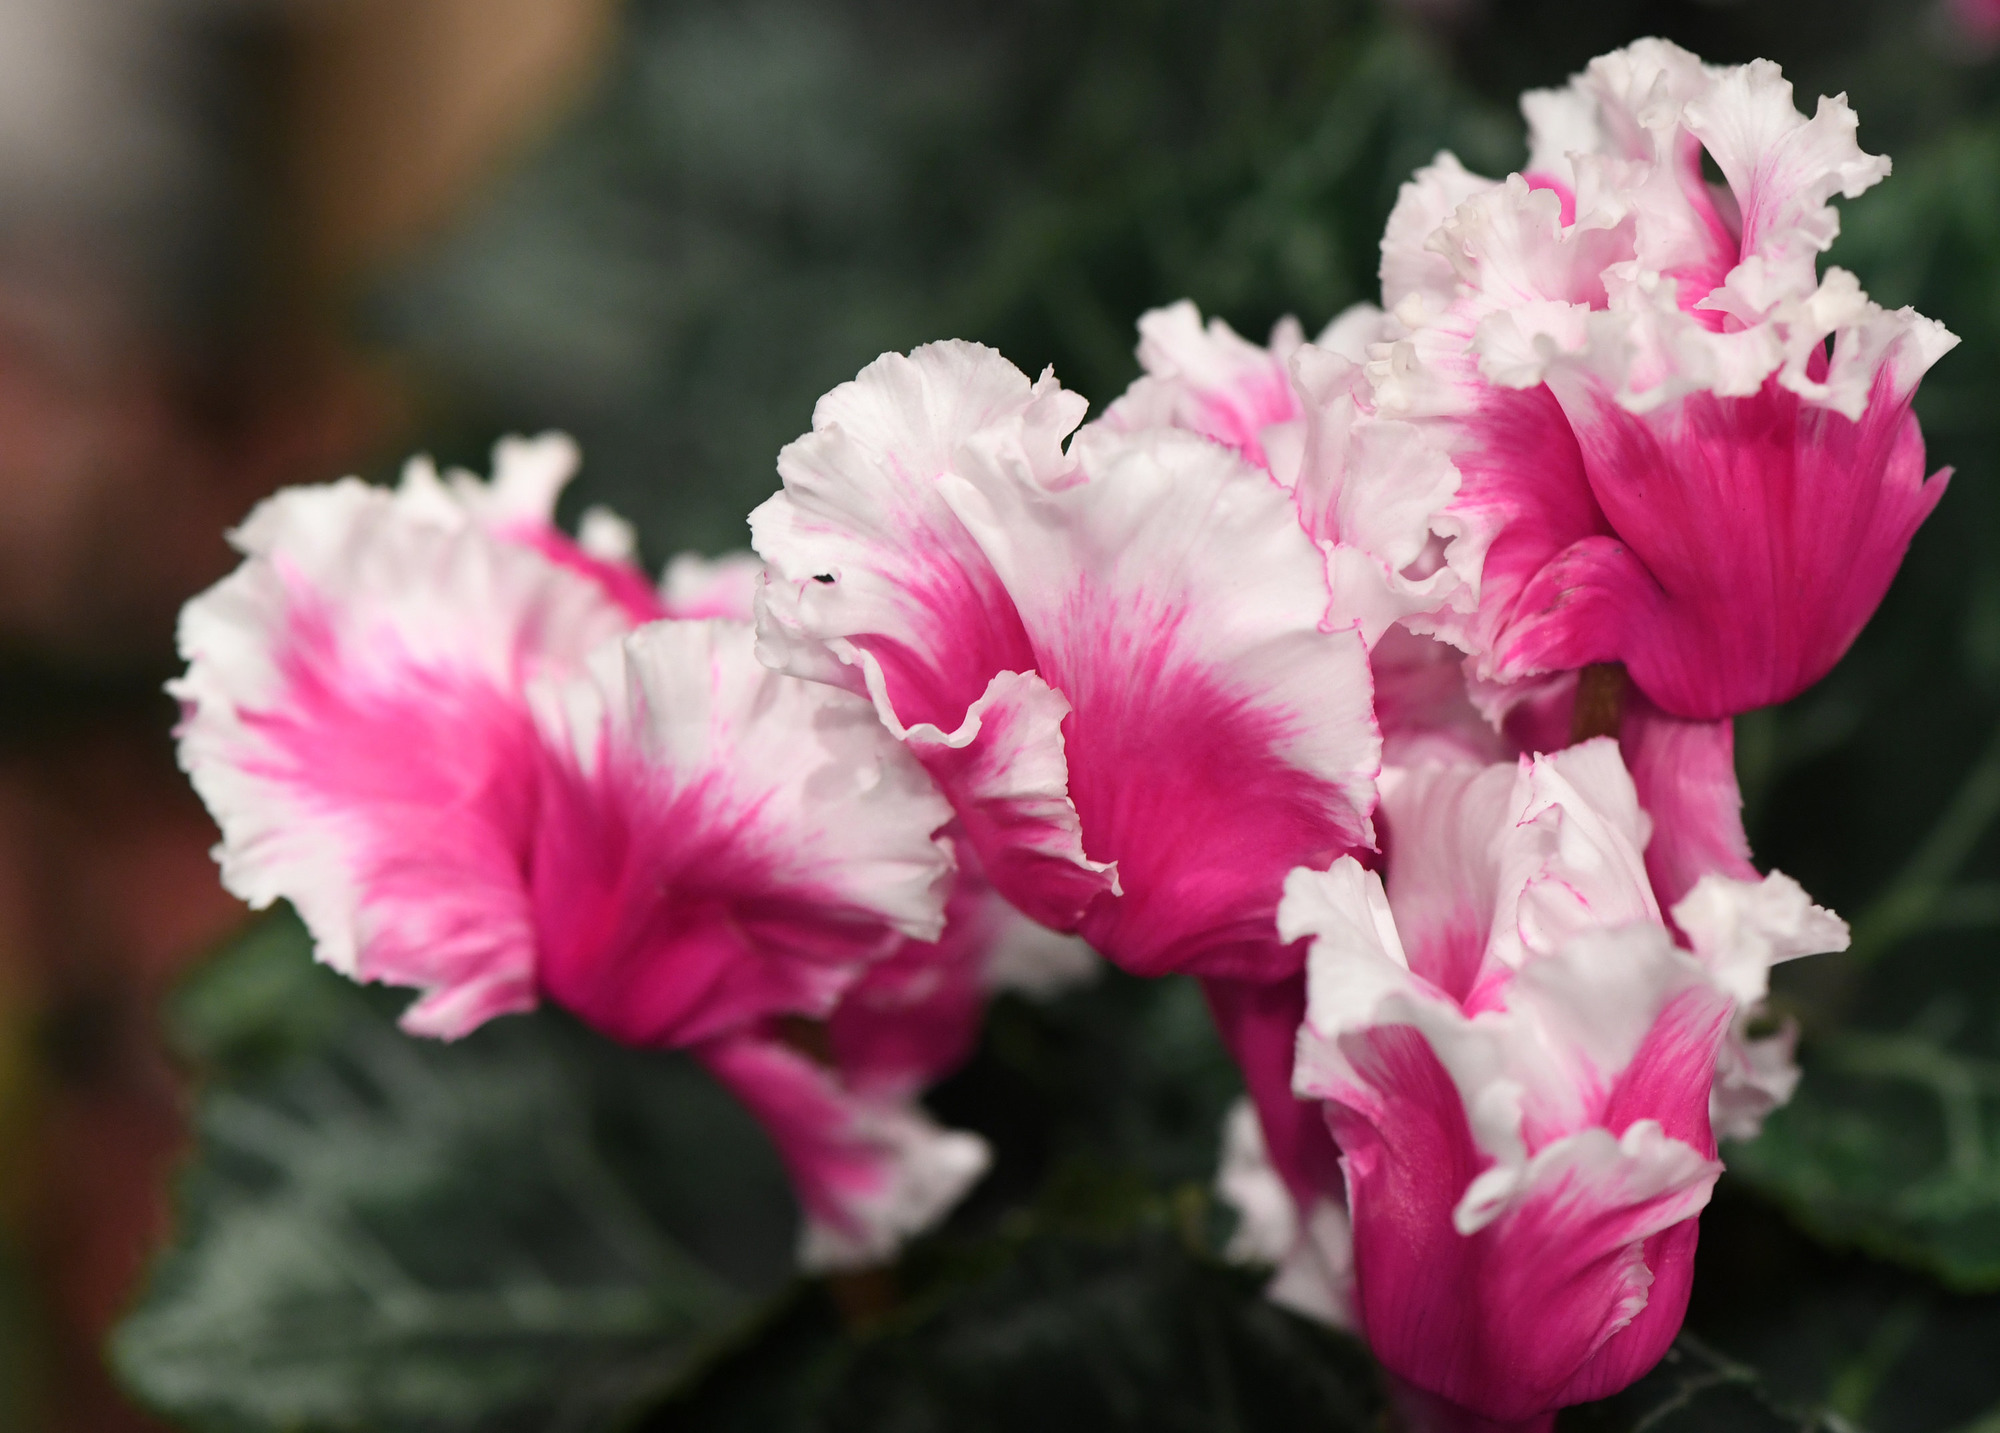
xmin=929 ymin=967 xmax=1246 ymax=1230
xmin=113 ymin=907 xmax=801 ymax=1433
xmin=1561 ymin=1337 xmax=1843 ymax=1433
xmin=1730 ymin=1025 xmax=2000 ymax=1290
xmin=1669 ymin=1179 xmax=2000 ymax=1433
xmin=652 ymin=1225 xmax=1384 ymax=1433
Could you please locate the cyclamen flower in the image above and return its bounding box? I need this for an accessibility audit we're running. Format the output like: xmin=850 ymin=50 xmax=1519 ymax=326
xmin=1101 ymin=299 xmax=1464 ymax=650
xmin=1099 ymin=299 xmax=1333 ymax=477
xmin=1276 ymin=741 xmax=1847 ymax=1428
xmin=1371 ymin=628 xmax=1754 ymax=911
xmin=1348 ymin=39 xmax=1957 ymax=720
xmin=753 ymin=342 xmax=1381 ymax=1212
xmin=1222 ymin=633 xmax=1769 ymax=1328
xmin=173 ymin=437 xmax=1001 ymax=1268
xmin=753 ymin=341 xmax=1379 ymax=982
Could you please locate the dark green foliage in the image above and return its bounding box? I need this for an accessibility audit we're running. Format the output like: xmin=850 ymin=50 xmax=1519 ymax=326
xmin=926 ymin=969 xmax=1245 ymax=1231
xmin=656 ymin=1228 xmax=1385 ymax=1433
xmin=1717 ymin=55 xmax=2000 ymax=1304
xmin=1729 ymin=1029 xmax=2000 ymax=1288
xmin=114 ymin=910 xmax=798 ymax=1432
xmin=1561 ymin=1337 xmax=1844 ymax=1433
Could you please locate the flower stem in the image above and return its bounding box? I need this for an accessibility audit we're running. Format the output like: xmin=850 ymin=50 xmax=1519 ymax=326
xmin=1570 ymin=662 xmax=1629 ymax=744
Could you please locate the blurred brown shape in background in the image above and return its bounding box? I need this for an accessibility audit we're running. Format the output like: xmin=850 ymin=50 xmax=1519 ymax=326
xmin=0 ymin=2 xmax=621 ymax=1427
xmin=288 ymin=0 xmax=619 ymax=294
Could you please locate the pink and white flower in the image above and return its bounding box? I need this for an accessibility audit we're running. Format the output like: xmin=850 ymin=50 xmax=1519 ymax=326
xmin=173 ymin=440 xmax=998 ymax=1268
xmin=1273 ymin=740 xmax=1846 ymax=1427
xmin=754 ymin=342 xmax=1382 ymax=1211
xmin=752 ymin=341 xmax=1380 ymax=984
xmin=1345 ymin=40 xmax=1957 ymax=720
xmin=1098 ymin=300 xmax=1310 ymax=475
xmin=1371 ymin=629 xmax=1753 ymax=908
xmin=1100 ymin=299 xmax=1465 ymax=650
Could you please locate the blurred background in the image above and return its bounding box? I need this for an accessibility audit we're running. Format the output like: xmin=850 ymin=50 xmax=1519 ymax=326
xmin=5 ymin=0 xmax=2000 ymax=1429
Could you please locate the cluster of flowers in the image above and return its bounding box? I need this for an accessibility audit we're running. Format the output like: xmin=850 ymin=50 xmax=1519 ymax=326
xmin=172 ymin=40 xmax=1949 ymax=1433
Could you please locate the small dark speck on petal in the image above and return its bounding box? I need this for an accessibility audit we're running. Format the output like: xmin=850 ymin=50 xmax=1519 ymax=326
xmin=814 ymin=574 xmax=836 ymax=583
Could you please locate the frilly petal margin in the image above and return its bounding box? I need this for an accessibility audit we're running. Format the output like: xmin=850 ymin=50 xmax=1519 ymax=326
xmin=171 ymin=476 xmax=632 ymax=1037
xmin=752 ymin=343 xmax=1113 ymax=929
xmin=1672 ymin=870 xmax=1848 ymax=1141
xmin=1214 ymin=1096 xmax=1357 ymax=1329
xmin=945 ymin=422 xmax=1378 ymax=977
xmin=751 ymin=341 xmax=1078 ymax=721
xmin=1363 ymin=40 xmax=1959 ymax=721
xmin=175 ymin=455 xmax=992 ymax=1270
xmin=1098 ymin=299 xmax=1307 ymax=472
xmin=402 ymin=432 xmax=669 ymax=626
xmin=755 ymin=342 xmax=1379 ymax=983
xmin=1277 ymin=736 xmax=1841 ymax=1426
xmin=531 ymin=620 xmax=956 ymax=1048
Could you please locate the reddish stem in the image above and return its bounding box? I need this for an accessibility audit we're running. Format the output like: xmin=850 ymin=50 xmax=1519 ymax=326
xmin=1569 ymin=662 xmax=1629 ymax=745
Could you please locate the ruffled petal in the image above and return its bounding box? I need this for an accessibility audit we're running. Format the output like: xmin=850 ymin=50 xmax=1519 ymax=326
xmin=758 ymin=343 xmax=1378 ymax=983
xmin=1282 ymin=739 xmax=1744 ymax=1423
xmin=1400 ymin=384 xmax=1613 ymax=680
xmin=945 ymin=423 xmax=1378 ymax=978
xmin=179 ymin=457 xmax=984 ymax=1280
xmin=1215 ymin=1097 xmax=1357 ymax=1329
xmin=699 ymin=1033 xmax=990 ymax=1271
xmin=1291 ymin=341 xmax=1470 ymax=647
xmin=751 ymin=343 xmax=1117 ymax=929
xmin=171 ymin=478 xmax=632 ymax=1038
xmin=1708 ymin=1015 xmax=1803 ymax=1144
xmin=885 ymin=668 xmax=1118 ymax=933
xmin=401 ymin=431 xmax=579 ymax=535
xmin=1682 ymin=62 xmax=1888 ymax=312
xmin=1101 ymin=300 xmax=1306 ymax=471
xmin=1522 ymin=40 xmax=1731 ymax=314
xmin=533 ymin=620 xmax=955 ymax=1048
xmin=405 ymin=433 xmax=668 ymax=626
xmin=1321 ymin=1018 xmax=1717 ymax=1425
xmin=1374 ymin=42 xmax=1957 ymax=719
xmin=1489 ymin=741 xmax=1658 ymax=978
xmin=1381 ymin=151 xmax=1502 ymax=321
xmin=751 ymin=341 xmax=1079 ymax=723
xmin=1512 ymin=372 xmax=1950 ymax=717
xmin=1673 ymin=869 xmax=1849 ymax=1140
xmin=660 ymin=550 xmax=764 ymax=621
